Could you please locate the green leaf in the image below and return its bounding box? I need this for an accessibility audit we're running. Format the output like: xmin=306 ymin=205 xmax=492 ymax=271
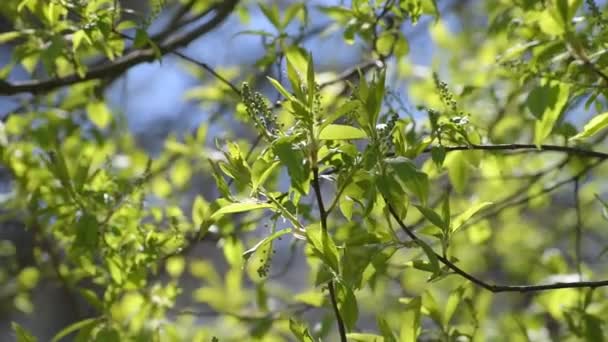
xmin=17 ymin=267 xmax=39 ymax=290
xmin=166 ymin=256 xmax=185 ymax=278
xmin=51 ymin=318 xmax=98 ymax=342
xmin=338 ymin=282 xmax=359 ymax=331
xmin=289 ymin=318 xmax=315 ymax=342
xmin=431 ymin=146 xmax=446 ymax=168
xmin=74 ymin=213 xmax=99 ymax=250
xmin=319 ymin=124 xmax=367 ymax=140
xmin=320 ymin=100 xmax=359 ymax=131
xmin=415 ymin=238 xmax=441 ymax=276
xmin=294 ymin=289 xmax=325 ymax=307
xmin=376 ymin=32 xmax=396 ymax=56
xmin=285 ymin=46 xmax=308 ymax=88
xmin=445 ymin=151 xmax=469 ymax=193
xmin=414 ymin=205 xmax=448 ymax=231
xmin=86 ymin=100 xmax=112 ymax=129
xmin=583 ymin=313 xmax=604 ymax=341
xmin=282 ymin=3 xmax=305 ymax=29
xmin=210 ymin=201 xmax=273 ymax=220
xmin=377 ymin=316 xmax=397 ymax=342
xmin=72 ymin=30 xmax=93 ymax=52
xmin=192 ymin=195 xmax=210 ymax=227
xmin=244 ymin=229 xmax=292 ymax=283
xmin=526 ymin=83 xmax=559 ymax=118
xmin=267 ymin=77 xmax=292 ymax=100
xmin=273 ymin=136 xmax=310 ymax=194
xmin=12 ymin=322 xmax=37 ymax=342
xmin=532 ymin=81 xmax=570 ymax=146
xmin=259 ymin=3 xmax=281 ymax=30
xmin=399 ymin=297 xmax=421 ymax=342
xmin=17 ymin=0 xmax=35 ymax=12
xmin=347 ymin=333 xmax=385 ymax=341
xmin=106 ymin=257 xmax=123 ymax=284
xmin=78 ymin=289 xmax=103 ymax=311
xmin=251 ymin=159 xmax=280 ymax=194
xmin=387 ymin=157 xmax=429 ymax=205
xmin=0 ymin=31 xmax=23 ymax=44
xmin=45 ymin=149 xmax=73 ymax=194
xmin=451 ymin=201 xmax=493 ymax=232
xmin=223 ymin=237 xmax=244 ymax=267
xmin=394 ymin=36 xmax=409 ymax=57
xmin=209 ymin=160 xmax=232 ymax=199
xmin=422 ymin=291 xmax=443 ymax=325
xmin=443 ymin=286 xmax=465 ymax=326
xmin=306 ymin=224 xmax=341 ymax=273
xmin=570 ymin=112 xmax=608 ymax=141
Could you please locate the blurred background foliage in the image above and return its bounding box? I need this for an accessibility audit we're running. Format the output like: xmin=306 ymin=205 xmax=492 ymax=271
xmin=0 ymin=0 xmax=608 ymax=341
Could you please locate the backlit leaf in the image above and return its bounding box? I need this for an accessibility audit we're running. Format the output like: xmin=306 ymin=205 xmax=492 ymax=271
xmin=319 ymin=124 xmax=367 ymax=140
xmin=570 ymin=112 xmax=608 ymax=141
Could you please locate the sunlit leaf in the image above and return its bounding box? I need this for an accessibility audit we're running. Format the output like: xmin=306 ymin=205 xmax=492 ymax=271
xmin=245 ymin=229 xmax=292 ymax=283
xmin=570 ymin=112 xmax=608 ymax=141
xmin=12 ymin=322 xmax=36 ymax=342
xmin=86 ymin=100 xmax=112 ymax=129
xmin=451 ymin=201 xmax=493 ymax=232
xmin=211 ymin=201 xmax=274 ymax=220
xmin=306 ymin=224 xmax=340 ymax=273
xmin=319 ymin=124 xmax=367 ymax=140
xmin=51 ymin=318 xmax=98 ymax=342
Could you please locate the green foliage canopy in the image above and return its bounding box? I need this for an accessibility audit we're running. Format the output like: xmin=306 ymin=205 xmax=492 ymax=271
xmin=1 ymin=0 xmax=608 ymax=341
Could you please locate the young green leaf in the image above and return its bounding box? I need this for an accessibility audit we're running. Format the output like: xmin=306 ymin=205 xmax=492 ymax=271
xmin=244 ymin=228 xmax=291 ymax=282
xmin=86 ymin=100 xmax=112 ymax=129
xmin=210 ymin=201 xmax=274 ymax=220
xmin=399 ymin=297 xmax=422 ymax=342
xmin=414 ymin=205 xmax=448 ymax=232
xmin=259 ymin=3 xmax=281 ymax=30
xmin=51 ymin=318 xmax=99 ymax=342
xmin=289 ymin=318 xmax=315 ymax=342
xmin=531 ymin=81 xmax=570 ymax=146
xmin=444 ymin=151 xmax=469 ymax=193
xmin=443 ymin=286 xmax=466 ymax=326
xmin=267 ymin=77 xmax=292 ymax=100
xmin=337 ymin=281 xmax=359 ymax=331
xmin=570 ymin=112 xmax=608 ymax=141
xmin=387 ymin=157 xmax=429 ymax=205
xmin=192 ymin=195 xmax=210 ymax=227
xmin=306 ymin=224 xmax=341 ymax=273
xmin=416 ymin=238 xmax=441 ymax=277
xmin=452 ymin=201 xmax=493 ymax=232
xmin=377 ymin=316 xmax=397 ymax=342
xmin=12 ymin=322 xmax=37 ymax=342
xmin=273 ymin=136 xmax=311 ymax=194
xmin=319 ymin=124 xmax=367 ymax=140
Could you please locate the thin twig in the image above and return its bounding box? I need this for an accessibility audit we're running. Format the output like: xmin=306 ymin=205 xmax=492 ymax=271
xmin=424 ymin=143 xmax=608 ymax=160
xmin=462 ymin=158 xmax=603 ymax=230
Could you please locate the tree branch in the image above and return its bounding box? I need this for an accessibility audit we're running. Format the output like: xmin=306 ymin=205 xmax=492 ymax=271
xmin=386 ymin=203 xmax=608 ymax=293
xmin=0 ymin=0 xmax=239 ymax=95
xmin=425 ymin=143 xmax=608 ymax=160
